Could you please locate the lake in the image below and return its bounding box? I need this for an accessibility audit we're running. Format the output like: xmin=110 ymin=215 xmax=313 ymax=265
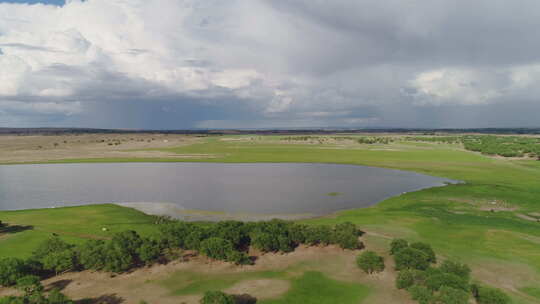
xmin=0 ymin=163 xmax=457 ymax=218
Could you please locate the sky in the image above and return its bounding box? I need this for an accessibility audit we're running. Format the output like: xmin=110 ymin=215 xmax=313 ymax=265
xmin=1 ymin=0 xmax=540 ymax=129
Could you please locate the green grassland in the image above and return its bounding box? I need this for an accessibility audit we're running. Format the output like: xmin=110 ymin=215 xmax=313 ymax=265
xmin=0 ymin=204 xmax=158 ymax=259
xmin=259 ymin=271 xmax=370 ymax=304
xmin=1 ymin=135 xmax=539 ymax=303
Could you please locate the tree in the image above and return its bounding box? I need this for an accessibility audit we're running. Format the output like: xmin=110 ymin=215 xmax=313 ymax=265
xmin=103 ymin=243 xmax=136 ymax=273
xmin=16 ymin=275 xmax=43 ymax=295
xmin=43 ymin=250 xmax=77 ymax=275
xmin=356 ymin=251 xmax=385 ymax=274
xmin=332 ymin=222 xmax=362 ymax=249
xmin=0 ymin=258 xmax=31 ymax=286
xmin=200 ymin=238 xmax=234 ymax=261
xmin=425 ymin=272 xmax=469 ymax=292
xmin=77 ymin=240 xmax=107 ymax=270
xmin=410 ymin=242 xmax=436 ymax=263
xmin=390 ymin=239 xmax=408 ymax=255
xmin=436 ymin=286 xmax=469 ymax=304
xmin=32 ymin=236 xmax=73 ymax=260
xmin=210 ymin=221 xmax=249 ymax=249
xmin=250 ymin=232 xmax=280 ymax=253
xmin=248 ymin=219 xmax=295 ymax=252
xmin=394 ymin=247 xmax=430 ymax=270
xmin=408 ymin=285 xmax=433 ymax=304
xmin=200 ymin=291 xmax=235 ymax=304
xmin=185 ymin=228 xmax=209 ymax=251
xmin=33 ymin=236 xmax=77 ymax=274
xmin=157 ymin=221 xmax=195 ymax=248
xmin=95 ymin=230 xmax=146 ymax=273
xmin=304 ymin=225 xmax=333 ymax=245
xmin=439 ymin=260 xmax=471 ymax=280
xmin=288 ymin=224 xmax=307 ymax=244
xmin=396 ymin=270 xmax=415 ymax=289
xmin=111 ymin=230 xmax=143 ymax=256
xmin=137 ymin=238 xmax=161 ymax=265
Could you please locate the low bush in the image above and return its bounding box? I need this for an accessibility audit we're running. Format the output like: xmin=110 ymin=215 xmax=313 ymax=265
xmin=473 ymin=285 xmax=511 ymax=304
xmin=424 ymin=272 xmax=469 ymax=292
xmin=394 ymin=247 xmax=431 ymax=270
xmin=200 ymin=290 xmax=235 ymax=304
xmin=332 ymin=222 xmax=363 ymax=249
xmin=436 ymin=286 xmax=470 ymax=304
xmin=439 ymin=260 xmax=471 ymax=280
xmin=410 ymin=242 xmax=436 ymax=263
xmin=356 ymin=251 xmax=385 ymax=274
xmin=389 ymin=238 xmax=408 ymax=255
xmin=408 ymin=285 xmax=433 ymax=304
xmin=0 ymin=258 xmax=38 ymax=287
xmin=200 ymin=237 xmax=234 ymax=261
xmin=396 ymin=269 xmax=415 ymax=289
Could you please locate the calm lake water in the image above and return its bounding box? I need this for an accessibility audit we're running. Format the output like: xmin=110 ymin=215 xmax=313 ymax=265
xmin=0 ymin=163 xmax=456 ymax=215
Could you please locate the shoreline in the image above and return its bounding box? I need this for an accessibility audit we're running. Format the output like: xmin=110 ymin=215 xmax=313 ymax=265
xmin=115 ymin=202 xmax=317 ymax=222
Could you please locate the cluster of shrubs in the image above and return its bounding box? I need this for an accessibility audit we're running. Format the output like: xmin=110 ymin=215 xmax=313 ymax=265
xmin=157 ymin=220 xmax=363 ymax=265
xmin=356 ymin=137 xmax=393 ymax=144
xmin=0 ymin=220 xmax=363 ymax=293
xmin=280 ymin=136 xmax=356 ymax=142
xmin=200 ymin=291 xmax=236 ymax=304
xmin=356 ymin=250 xmax=385 ymax=274
xmin=462 ymin=135 xmax=540 ymax=158
xmin=390 ymin=239 xmax=511 ymax=304
xmin=280 ymin=135 xmax=393 ymax=145
xmin=406 ymin=135 xmax=540 ymax=159
xmin=405 ymin=136 xmax=462 ymax=144
xmin=0 ymin=274 xmax=73 ymax=304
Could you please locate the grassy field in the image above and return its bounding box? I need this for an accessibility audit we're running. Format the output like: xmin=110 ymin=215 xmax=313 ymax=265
xmin=0 ymin=204 xmax=158 ymax=259
xmin=1 ymin=135 xmax=539 ymax=303
xmin=259 ymin=271 xmax=370 ymax=304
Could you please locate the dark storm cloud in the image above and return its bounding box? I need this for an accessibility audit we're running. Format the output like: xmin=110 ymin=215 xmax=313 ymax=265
xmin=0 ymin=0 xmax=540 ymax=128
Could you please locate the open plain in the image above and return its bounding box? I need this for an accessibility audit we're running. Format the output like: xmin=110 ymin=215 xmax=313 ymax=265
xmin=1 ymin=133 xmax=539 ymax=304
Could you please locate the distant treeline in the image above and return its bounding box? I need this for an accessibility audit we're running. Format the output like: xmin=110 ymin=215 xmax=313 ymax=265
xmin=281 ymin=136 xmax=393 ymax=144
xmin=407 ymin=135 xmax=540 ymax=159
xmin=1 ymin=127 xmax=540 ymax=136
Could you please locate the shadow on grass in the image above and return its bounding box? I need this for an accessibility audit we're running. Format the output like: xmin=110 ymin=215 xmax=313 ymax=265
xmin=233 ymin=294 xmax=258 ymax=304
xmin=0 ymin=224 xmax=33 ymax=234
xmin=45 ymin=279 xmax=72 ymax=292
xmin=76 ymin=294 xmax=124 ymax=304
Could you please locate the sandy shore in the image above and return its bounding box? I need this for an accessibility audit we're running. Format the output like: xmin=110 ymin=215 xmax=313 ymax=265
xmin=115 ymin=202 xmax=316 ymax=222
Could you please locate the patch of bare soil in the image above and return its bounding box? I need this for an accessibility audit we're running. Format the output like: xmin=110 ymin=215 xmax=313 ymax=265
xmin=117 ymin=202 xmax=316 ymax=222
xmin=472 ymin=259 xmax=540 ymax=293
xmin=224 ymin=279 xmax=290 ymax=300
xmin=448 ymin=198 xmax=518 ymax=212
xmin=516 ymin=213 xmax=539 ymax=222
xmin=0 ymin=134 xmax=205 ymax=163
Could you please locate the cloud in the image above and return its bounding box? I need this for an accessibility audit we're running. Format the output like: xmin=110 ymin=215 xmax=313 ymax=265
xmin=0 ymin=0 xmax=539 ymax=128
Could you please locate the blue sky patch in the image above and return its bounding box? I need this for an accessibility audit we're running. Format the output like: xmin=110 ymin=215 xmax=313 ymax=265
xmin=0 ymin=0 xmax=65 ymax=6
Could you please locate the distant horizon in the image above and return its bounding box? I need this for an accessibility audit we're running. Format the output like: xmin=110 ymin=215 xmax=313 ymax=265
xmin=2 ymin=126 xmax=540 ymax=132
